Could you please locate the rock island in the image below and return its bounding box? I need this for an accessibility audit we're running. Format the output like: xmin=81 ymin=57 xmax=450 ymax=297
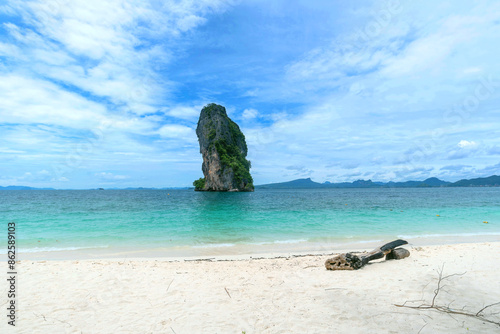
xmin=193 ymin=103 xmax=254 ymax=192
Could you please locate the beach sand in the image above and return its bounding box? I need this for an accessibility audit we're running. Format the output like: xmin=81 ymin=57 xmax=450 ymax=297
xmin=3 ymin=242 xmax=500 ymax=333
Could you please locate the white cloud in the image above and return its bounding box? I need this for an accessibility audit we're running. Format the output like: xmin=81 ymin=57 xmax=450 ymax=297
xmin=1 ymin=0 xmax=232 ymax=116
xmin=446 ymin=140 xmax=480 ymax=160
xmin=0 ymin=74 xmax=107 ymax=129
xmin=457 ymin=140 xmax=478 ymax=149
xmin=283 ymin=2 xmax=500 ymax=107
xmin=0 ymin=41 xmax=21 ymax=57
xmin=380 ymin=17 xmax=476 ymax=78
xmin=14 ymin=170 xmax=53 ymax=182
xmin=165 ymin=105 xmax=203 ymax=121
xmin=242 ymin=108 xmax=259 ymax=120
xmin=95 ymin=172 xmax=130 ymax=180
xmin=158 ymin=124 xmax=196 ymax=141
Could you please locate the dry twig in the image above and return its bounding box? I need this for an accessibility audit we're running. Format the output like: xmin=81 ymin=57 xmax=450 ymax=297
xmin=225 ymin=287 xmax=232 ymax=298
xmin=395 ymin=264 xmax=500 ymax=327
xmin=166 ymin=279 xmax=174 ymax=292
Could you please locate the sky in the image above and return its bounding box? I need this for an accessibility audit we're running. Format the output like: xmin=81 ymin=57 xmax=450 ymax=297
xmin=1 ymin=0 xmax=500 ymax=189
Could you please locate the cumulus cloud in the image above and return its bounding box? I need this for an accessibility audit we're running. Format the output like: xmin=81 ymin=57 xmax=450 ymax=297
xmin=457 ymin=140 xmax=478 ymax=149
xmin=447 ymin=140 xmax=480 ymax=160
xmin=18 ymin=170 xmax=51 ymax=182
xmin=242 ymin=108 xmax=259 ymax=120
xmin=157 ymin=124 xmax=196 ymax=142
xmin=0 ymin=74 xmax=108 ymax=129
xmin=165 ymin=105 xmax=204 ymax=121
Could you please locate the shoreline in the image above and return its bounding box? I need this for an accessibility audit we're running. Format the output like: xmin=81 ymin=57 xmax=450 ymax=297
xmin=11 ymin=233 xmax=500 ymax=261
xmin=6 ymin=241 xmax=500 ymax=333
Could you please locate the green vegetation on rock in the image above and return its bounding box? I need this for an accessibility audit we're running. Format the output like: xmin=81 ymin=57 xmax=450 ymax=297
xmin=213 ymin=139 xmax=253 ymax=187
xmin=208 ymin=128 xmax=216 ymax=140
xmin=193 ymin=177 xmax=206 ymax=191
xmin=200 ymin=103 xmax=218 ymax=118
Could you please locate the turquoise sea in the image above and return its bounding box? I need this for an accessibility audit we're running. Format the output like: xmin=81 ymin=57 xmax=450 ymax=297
xmin=1 ymin=188 xmax=500 ymax=259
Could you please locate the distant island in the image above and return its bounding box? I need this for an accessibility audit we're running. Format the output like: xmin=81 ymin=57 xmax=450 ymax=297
xmin=0 ymin=186 xmax=55 ymax=190
xmin=0 ymin=186 xmax=191 ymax=190
xmin=256 ymin=175 xmax=500 ymax=189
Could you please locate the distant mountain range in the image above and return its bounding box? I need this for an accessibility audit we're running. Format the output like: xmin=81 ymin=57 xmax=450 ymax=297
xmin=0 ymin=186 xmax=55 ymax=190
xmin=447 ymin=175 xmax=500 ymax=187
xmin=256 ymin=175 xmax=500 ymax=189
xmin=2 ymin=175 xmax=499 ymax=190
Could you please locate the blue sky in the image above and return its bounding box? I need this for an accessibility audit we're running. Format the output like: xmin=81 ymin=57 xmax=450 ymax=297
xmin=1 ymin=0 xmax=500 ymax=188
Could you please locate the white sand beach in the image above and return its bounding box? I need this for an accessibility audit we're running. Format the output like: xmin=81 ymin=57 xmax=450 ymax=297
xmin=3 ymin=242 xmax=500 ymax=333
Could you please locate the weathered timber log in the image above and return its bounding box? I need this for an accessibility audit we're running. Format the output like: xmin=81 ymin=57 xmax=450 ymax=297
xmin=385 ymin=247 xmax=410 ymax=260
xmin=325 ymin=239 xmax=409 ymax=270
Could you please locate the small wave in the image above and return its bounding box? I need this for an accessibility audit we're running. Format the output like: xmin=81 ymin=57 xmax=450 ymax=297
xmin=398 ymin=232 xmax=500 ymax=239
xmin=251 ymin=239 xmax=308 ymax=246
xmin=350 ymin=239 xmax=384 ymax=244
xmin=0 ymin=245 xmax=109 ymax=254
xmin=274 ymin=239 xmax=308 ymax=244
xmin=192 ymin=239 xmax=309 ymax=248
xmin=192 ymin=243 xmax=236 ymax=249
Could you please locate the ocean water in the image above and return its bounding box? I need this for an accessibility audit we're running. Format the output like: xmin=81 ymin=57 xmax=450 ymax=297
xmin=1 ymin=188 xmax=499 ymax=258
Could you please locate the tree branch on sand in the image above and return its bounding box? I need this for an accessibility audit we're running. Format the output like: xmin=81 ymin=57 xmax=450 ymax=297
xmin=395 ymin=264 xmax=500 ymax=327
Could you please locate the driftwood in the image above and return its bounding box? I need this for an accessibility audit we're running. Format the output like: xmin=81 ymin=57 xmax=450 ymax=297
xmin=386 ymin=247 xmax=410 ymax=260
xmin=325 ymin=239 xmax=409 ymax=270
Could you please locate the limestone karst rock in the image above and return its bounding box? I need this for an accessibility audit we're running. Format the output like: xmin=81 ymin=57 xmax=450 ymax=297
xmin=193 ymin=103 xmax=254 ymax=192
